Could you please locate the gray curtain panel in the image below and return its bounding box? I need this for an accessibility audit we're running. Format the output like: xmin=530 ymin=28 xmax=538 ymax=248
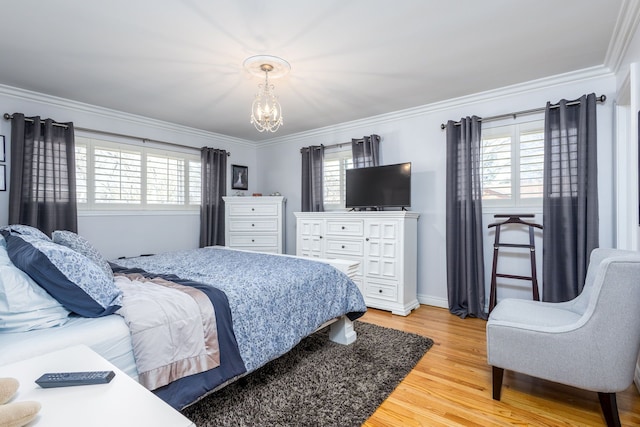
xmin=351 ymin=134 xmax=380 ymax=168
xmin=9 ymin=113 xmax=77 ymax=236
xmin=300 ymin=145 xmax=325 ymax=212
xmin=445 ymin=116 xmax=487 ymax=319
xmin=542 ymin=94 xmax=599 ymax=302
xmin=199 ymin=147 xmax=227 ymax=247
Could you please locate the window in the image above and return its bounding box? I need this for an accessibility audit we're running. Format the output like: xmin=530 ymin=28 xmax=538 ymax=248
xmin=75 ymin=136 xmax=200 ymax=210
xmin=481 ymin=120 xmax=544 ymax=207
xmin=323 ymin=148 xmax=353 ymax=210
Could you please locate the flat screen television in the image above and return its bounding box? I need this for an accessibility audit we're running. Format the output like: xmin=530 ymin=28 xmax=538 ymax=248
xmin=345 ymin=162 xmax=411 ymax=209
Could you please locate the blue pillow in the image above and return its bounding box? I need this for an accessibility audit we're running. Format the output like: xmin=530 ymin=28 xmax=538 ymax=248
xmin=0 ymin=224 xmax=51 ymax=241
xmin=2 ymin=232 xmax=122 ymax=318
xmin=52 ymin=230 xmax=113 ymax=280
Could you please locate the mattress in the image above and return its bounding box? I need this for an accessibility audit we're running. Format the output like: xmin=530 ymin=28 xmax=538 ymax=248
xmin=0 ymin=314 xmax=138 ymax=379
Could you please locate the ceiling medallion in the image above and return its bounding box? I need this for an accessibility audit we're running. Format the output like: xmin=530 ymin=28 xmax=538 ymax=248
xmin=243 ymin=55 xmax=290 ymax=133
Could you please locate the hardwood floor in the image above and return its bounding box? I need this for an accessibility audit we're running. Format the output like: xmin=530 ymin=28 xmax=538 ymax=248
xmin=359 ymin=306 xmax=640 ymax=427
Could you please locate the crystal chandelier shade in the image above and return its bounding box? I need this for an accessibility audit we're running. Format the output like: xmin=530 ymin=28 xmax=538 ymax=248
xmin=250 ymin=65 xmax=283 ymax=132
xmin=244 ymin=55 xmax=290 ymax=133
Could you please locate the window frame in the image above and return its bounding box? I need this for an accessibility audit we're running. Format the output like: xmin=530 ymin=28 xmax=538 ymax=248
xmin=75 ymin=134 xmax=201 ymax=212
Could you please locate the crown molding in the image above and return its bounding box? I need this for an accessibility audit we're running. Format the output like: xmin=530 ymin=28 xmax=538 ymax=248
xmin=605 ymin=0 xmax=640 ymax=73
xmin=0 ymin=83 xmax=255 ymax=149
xmin=0 ymin=61 xmax=616 ymax=152
xmin=259 ymin=65 xmax=614 ymax=148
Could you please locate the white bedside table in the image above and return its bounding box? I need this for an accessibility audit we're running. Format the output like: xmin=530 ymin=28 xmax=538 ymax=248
xmin=0 ymin=344 xmax=195 ymax=427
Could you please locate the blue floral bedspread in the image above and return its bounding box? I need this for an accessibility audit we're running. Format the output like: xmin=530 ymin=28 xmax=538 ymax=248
xmin=113 ymin=247 xmax=366 ymax=375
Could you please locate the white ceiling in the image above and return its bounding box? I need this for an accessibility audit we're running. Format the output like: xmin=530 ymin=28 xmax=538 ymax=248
xmin=0 ymin=0 xmax=629 ymax=142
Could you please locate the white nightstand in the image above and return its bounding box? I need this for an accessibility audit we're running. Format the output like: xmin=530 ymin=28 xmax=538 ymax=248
xmin=0 ymin=344 xmax=195 ymax=427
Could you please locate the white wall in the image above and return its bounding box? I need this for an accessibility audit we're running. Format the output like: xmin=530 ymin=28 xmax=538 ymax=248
xmin=611 ymin=9 xmax=640 ymax=395
xmin=0 ymin=85 xmax=257 ymax=260
xmin=614 ymin=16 xmax=640 ymax=251
xmin=258 ymin=70 xmax=617 ymax=308
xmin=0 ymin=69 xmax=620 ymax=307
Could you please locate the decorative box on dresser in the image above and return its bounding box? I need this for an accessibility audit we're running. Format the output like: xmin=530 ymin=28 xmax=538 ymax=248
xmin=223 ymin=196 xmax=285 ymax=254
xmin=294 ymin=211 xmax=419 ymax=316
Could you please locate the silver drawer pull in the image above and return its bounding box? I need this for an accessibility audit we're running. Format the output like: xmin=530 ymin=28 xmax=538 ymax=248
xmin=378 ymin=289 xmax=383 ymax=293
xmin=341 ymin=245 xmax=345 ymax=249
xmin=341 ymin=226 xmax=345 ymax=230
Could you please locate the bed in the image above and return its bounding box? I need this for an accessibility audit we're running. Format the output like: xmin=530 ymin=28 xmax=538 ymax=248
xmin=0 ymin=226 xmax=366 ymax=410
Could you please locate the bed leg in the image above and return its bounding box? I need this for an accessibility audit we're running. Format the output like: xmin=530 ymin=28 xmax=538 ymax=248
xmin=329 ymin=316 xmax=357 ymax=345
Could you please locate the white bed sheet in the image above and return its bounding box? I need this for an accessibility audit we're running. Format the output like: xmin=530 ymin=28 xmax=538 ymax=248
xmin=0 ymin=314 xmax=138 ymax=379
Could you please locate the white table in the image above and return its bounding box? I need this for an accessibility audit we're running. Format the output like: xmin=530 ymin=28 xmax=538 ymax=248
xmin=0 ymin=345 xmax=195 ymax=427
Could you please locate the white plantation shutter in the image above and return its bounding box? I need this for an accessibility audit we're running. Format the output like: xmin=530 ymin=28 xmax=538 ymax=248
xmin=481 ymin=135 xmax=512 ymax=200
xmin=323 ymin=158 xmax=341 ymax=205
xmin=75 ymin=144 xmax=88 ymax=204
xmin=481 ymin=120 xmax=544 ymax=207
xmin=323 ymin=148 xmax=353 ymax=209
xmin=75 ymin=136 xmax=200 ymax=210
xmin=188 ymin=161 xmax=201 ymax=205
xmin=94 ymin=147 xmax=142 ymax=204
xmin=147 ymin=154 xmax=185 ymax=204
xmin=519 ymin=130 xmax=544 ymax=199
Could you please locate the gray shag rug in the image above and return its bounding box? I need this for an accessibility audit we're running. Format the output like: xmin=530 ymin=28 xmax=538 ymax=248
xmin=182 ymin=321 xmax=434 ymax=427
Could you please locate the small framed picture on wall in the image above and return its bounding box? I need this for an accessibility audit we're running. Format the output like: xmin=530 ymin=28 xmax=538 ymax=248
xmin=0 ymin=164 xmax=5 ymax=191
xmin=0 ymin=135 xmax=5 ymax=162
xmin=232 ymin=164 xmax=248 ymax=190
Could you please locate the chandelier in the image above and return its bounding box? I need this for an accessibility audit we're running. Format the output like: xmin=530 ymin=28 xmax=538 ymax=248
xmin=244 ymin=55 xmax=290 ymax=133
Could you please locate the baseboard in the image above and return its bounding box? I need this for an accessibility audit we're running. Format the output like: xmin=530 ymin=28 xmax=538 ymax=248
xmin=417 ymin=294 xmax=448 ymax=309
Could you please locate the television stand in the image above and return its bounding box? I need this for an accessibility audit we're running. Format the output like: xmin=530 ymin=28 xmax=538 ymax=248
xmin=294 ymin=210 xmax=420 ymax=316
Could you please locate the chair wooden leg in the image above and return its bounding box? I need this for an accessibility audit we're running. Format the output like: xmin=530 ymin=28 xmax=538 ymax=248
xmin=492 ymin=366 xmax=504 ymax=401
xmin=598 ymin=392 xmax=621 ymax=427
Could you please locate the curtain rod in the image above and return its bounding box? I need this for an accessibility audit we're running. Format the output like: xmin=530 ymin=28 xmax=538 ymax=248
xmin=3 ymin=113 xmax=230 ymax=156
xmin=439 ymin=94 xmax=606 ymax=130
xmin=299 ymin=137 xmax=374 ymax=153
xmin=299 ymin=141 xmax=350 ymax=153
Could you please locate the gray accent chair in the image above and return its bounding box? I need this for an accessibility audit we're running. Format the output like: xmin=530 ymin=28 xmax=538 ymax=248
xmin=486 ymin=248 xmax=640 ymax=427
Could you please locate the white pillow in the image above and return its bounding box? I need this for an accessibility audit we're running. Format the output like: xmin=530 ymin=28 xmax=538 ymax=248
xmin=0 ymin=239 xmax=71 ymax=332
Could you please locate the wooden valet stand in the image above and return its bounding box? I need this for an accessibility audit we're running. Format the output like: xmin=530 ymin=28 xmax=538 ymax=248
xmin=488 ymin=214 xmax=543 ymax=313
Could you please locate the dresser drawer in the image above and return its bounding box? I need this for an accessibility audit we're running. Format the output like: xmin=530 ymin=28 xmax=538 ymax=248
xmin=227 ymin=203 xmax=279 ymax=216
xmin=325 ymin=220 xmax=364 ymax=236
xmin=229 ymin=234 xmax=278 ymax=247
xmin=325 ymin=239 xmax=364 ymax=256
xmin=365 ymin=281 xmax=398 ymax=302
xmin=228 ymin=218 xmax=278 ymax=232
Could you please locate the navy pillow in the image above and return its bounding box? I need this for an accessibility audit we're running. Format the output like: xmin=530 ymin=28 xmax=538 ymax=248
xmin=2 ymin=232 xmax=122 ymax=318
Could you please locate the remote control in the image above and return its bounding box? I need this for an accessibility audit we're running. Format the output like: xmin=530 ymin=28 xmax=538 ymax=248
xmin=35 ymin=371 xmax=115 ymax=388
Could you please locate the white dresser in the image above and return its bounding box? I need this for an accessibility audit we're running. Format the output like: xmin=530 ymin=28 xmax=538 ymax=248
xmin=223 ymin=196 xmax=285 ymax=254
xmin=294 ymin=211 xmax=419 ymax=316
